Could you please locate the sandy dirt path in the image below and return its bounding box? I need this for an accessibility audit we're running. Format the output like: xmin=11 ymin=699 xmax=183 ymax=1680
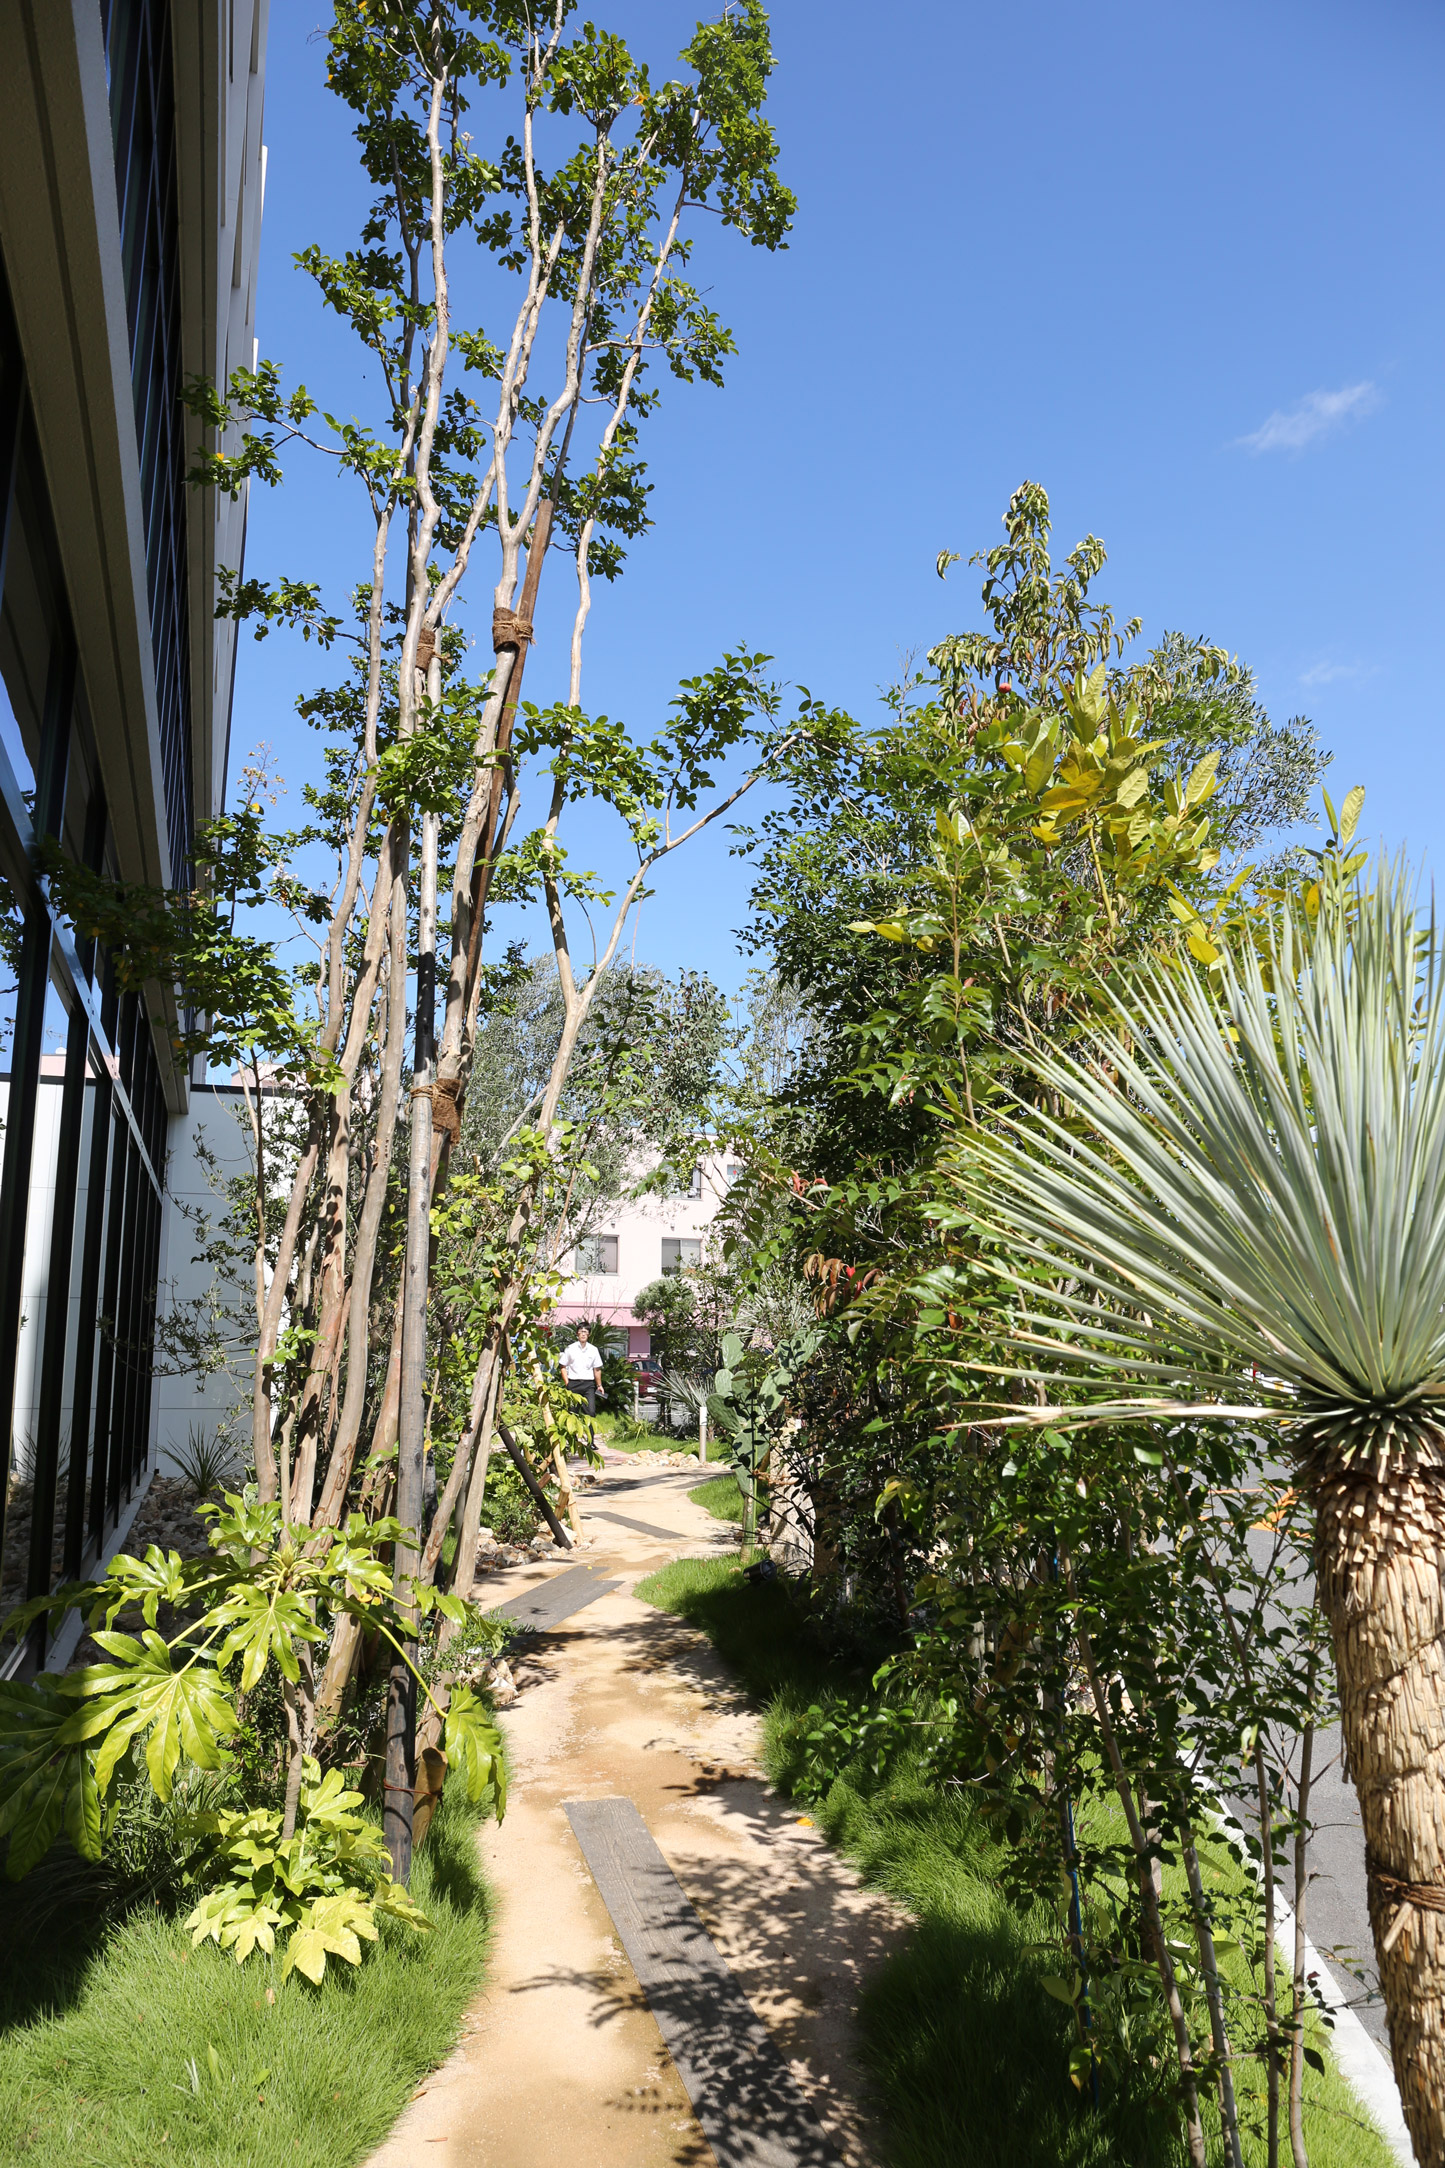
xmin=365 ymin=1459 xmax=907 ymax=2168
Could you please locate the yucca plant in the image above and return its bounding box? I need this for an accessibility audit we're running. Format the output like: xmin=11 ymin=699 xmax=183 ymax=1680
xmin=168 ymin=1422 xmax=240 ymax=1500
xmin=957 ymin=853 xmax=1445 ymax=2163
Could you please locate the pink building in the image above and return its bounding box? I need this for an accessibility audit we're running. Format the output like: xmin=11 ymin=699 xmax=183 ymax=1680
xmin=551 ymin=1151 xmax=741 ymax=1356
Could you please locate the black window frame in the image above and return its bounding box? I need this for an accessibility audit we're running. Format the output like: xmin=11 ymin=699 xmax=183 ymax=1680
xmin=0 ymin=254 xmax=170 ymax=1677
xmin=101 ymin=0 xmax=195 ymax=890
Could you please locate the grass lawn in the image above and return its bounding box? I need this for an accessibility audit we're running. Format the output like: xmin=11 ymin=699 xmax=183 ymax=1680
xmin=635 ymin=1555 xmax=1396 ymax=2168
xmin=0 ymin=1793 xmax=492 ymax=2168
xmin=592 ymin=1410 xmax=710 ymax=1459
xmin=687 ymin=1472 xmax=745 ymax=1522
xmin=591 ymin=1411 xmax=672 ymax=1454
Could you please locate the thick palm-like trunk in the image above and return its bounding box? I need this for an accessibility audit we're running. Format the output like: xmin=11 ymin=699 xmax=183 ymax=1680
xmin=1315 ymin=1459 xmax=1445 ymax=2165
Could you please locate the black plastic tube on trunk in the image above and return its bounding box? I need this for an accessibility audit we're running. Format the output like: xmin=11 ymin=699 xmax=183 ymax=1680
xmin=496 ymin=1420 xmax=574 ymax=1549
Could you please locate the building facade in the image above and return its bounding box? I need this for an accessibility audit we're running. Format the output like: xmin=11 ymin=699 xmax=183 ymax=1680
xmin=0 ymin=0 xmax=268 ymax=1672
xmin=552 ymin=1152 xmax=741 ymax=1357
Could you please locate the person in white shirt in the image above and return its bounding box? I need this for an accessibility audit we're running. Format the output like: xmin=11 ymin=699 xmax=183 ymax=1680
xmin=560 ymin=1324 xmax=606 ymax=1416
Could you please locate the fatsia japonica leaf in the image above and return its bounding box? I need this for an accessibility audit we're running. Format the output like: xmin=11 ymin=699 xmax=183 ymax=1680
xmin=371 ymin=1876 xmax=434 ymax=1934
xmin=282 ymin=1891 xmax=381 ymax=1984
xmin=443 ymin=1685 xmax=507 ymax=1814
xmin=59 ymin=1630 xmax=237 ymax=1799
xmin=201 ymin=1488 xmax=283 ymax=1559
xmin=0 ymin=1675 xmax=101 ymax=1878
xmin=182 ymin=1758 xmax=428 ymax=1978
xmin=97 ymin=1545 xmax=218 ymax=1628
xmin=292 ymin=1764 xmax=369 ymax=1833
xmin=0 ymin=1578 xmax=96 ymax=1645
xmin=211 ymin=1579 xmax=326 ymax=1692
xmin=186 ymin=1883 xmax=287 ymax=1964
xmin=315 ymin=1520 xmax=404 ymax=1609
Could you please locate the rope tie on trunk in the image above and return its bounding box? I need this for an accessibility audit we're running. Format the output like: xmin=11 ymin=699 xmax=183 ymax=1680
xmin=492 ymin=607 xmax=533 ymax=652
xmin=1369 ymin=1855 xmax=1445 ymax=1951
xmin=431 ymin=1075 xmax=462 ymax=1141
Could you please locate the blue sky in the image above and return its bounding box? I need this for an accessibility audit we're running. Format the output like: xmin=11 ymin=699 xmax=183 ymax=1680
xmin=235 ymin=0 xmax=1445 ymax=994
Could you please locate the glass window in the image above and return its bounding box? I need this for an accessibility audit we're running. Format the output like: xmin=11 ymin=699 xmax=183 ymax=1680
xmin=103 ymin=0 xmax=194 ymax=887
xmin=0 ymin=877 xmax=23 ymax=1079
xmin=0 ymin=954 xmax=61 ymax=1659
xmin=0 ymin=427 xmax=70 ymax=812
xmin=13 ymin=973 xmax=76 ymax=1445
xmin=574 ymin=1232 xmax=618 ymax=1275
xmin=661 ymin=1237 xmax=701 ymax=1276
xmin=16 ymin=982 xmax=102 ymax=1598
xmin=0 ymin=658 xmax=34 ymax=802
xmin=0 ymin=247 xmax=172 ymax=1666
xmin=56 ymin=1041 xmax=110 ymax=1582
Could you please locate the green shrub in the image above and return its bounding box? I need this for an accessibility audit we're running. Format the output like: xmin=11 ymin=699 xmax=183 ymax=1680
xmin=635 ymin=1558 xmax=1395 ymax=2168
xmin=478 ymin=1460 xmax=539 ymax=1545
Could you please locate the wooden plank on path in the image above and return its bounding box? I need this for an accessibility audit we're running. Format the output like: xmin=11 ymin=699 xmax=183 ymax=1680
xmin=602 ymin=1471 xmax=700 ymax=1494
xmin=489 ymin=1564 xmax=621 ymax=1635
xmin=564 ymin=1796 xmax=838 ymax=2168
xmin=588 ymin=1508 xmax=680 ymax=1541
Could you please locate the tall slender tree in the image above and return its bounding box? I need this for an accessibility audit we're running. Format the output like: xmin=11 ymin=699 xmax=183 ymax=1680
xmin=44 ymin=0 xmax=825 ymax=1878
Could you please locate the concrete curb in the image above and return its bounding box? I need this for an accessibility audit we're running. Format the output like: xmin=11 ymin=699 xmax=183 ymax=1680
xmin=1207 ymin=1785 xmax=1414 ymax=2164
xmin=1266 ymin=1900 xmax=1415 ymax=2167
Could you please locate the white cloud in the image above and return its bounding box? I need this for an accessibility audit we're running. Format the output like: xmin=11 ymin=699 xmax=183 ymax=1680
xmin=1238 ymin=382 xmax=1381 ymax=454
xmin=1299 ymin=659 xmax=1378 ymax=688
